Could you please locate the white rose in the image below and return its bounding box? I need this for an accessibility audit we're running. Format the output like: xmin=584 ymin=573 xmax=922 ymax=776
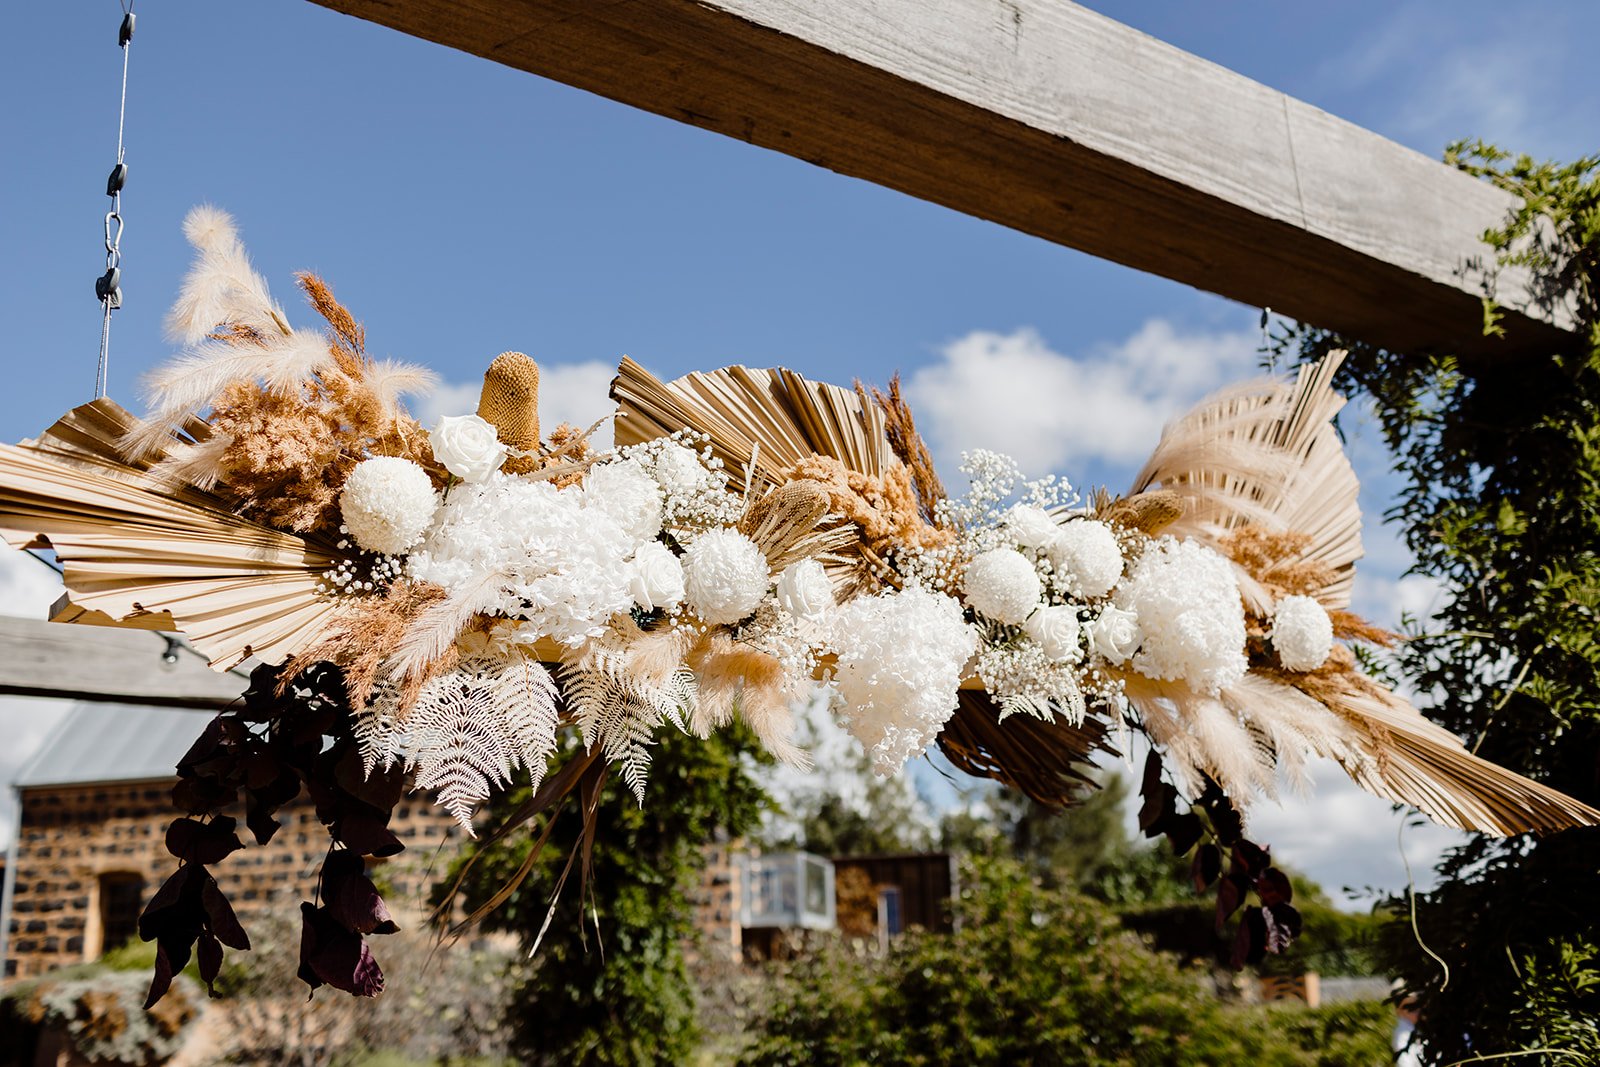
xmin=1024 ymin=605 xmax=1082 ymax=663
xmin=1005 ymin=505 xmax=1060 ymax=551
xmin=775 ymin=559 xmax=834 ymax=620
xmin=430 ymin=414 xmax=509 ymax=483
xmin=1087 ymin=605 xmax=1142 ymax=664
xmin=630 ymin=542 xmax=686 ymax=612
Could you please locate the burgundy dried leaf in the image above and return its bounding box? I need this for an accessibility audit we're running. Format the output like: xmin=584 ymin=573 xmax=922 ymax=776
xmin=165 ymin=816 xmax=243 ymax=864
xmin=197 ymin=930 xmax=223 ymax=993
xmin=1191 ymin=843 xmax=1223 ymax=892
xmin=1231 ymin=840 xmax=1271 ymax=878
xmin=323 ymin=850 xmax=399 ymax=936
xmin=1264 ymin=902 xmax=1302 ymax=954
xmin=1138 ymin=783 xmax=1178 ymax=836
xmin=1214 ymin=872 xmax=1246 ymax=932
xmin=298 ymin=902 xmax=386 ymax=997
xmin=144 ymin=940 xmax=179 ymax=1010
xmin=139 ymin=864 xmax=200 ymax=943
xmin=1163 ymin=811 xmax=1204 ymax=855
xmin=201 ymin=874 xmax=250 ymax=950
xmin=1201 ymin=790 xmax=1244 ymax=846
xmin=1256 ymin=867 xmax=1293 ymax=907
xmin=1230 ymin=905 xmax=1268 ymax=968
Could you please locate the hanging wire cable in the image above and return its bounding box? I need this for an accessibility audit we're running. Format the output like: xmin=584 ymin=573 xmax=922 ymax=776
xmin=94 ymin=2 xmax=136 ymax=399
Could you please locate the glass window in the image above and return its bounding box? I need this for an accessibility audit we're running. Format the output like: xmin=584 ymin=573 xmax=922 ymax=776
xmin=98 ymin=872 xmax=145 ymax=956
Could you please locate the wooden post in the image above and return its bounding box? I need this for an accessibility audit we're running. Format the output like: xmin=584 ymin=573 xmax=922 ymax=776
xmin=310 ymin=0 xmax=1575 ymax=357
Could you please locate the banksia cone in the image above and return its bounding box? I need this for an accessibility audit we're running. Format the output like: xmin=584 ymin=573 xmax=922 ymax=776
xmin=478 ymin=351 xmax=541 ymax=474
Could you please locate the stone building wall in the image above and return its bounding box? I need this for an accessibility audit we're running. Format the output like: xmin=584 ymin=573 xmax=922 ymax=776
xmin=5 ymin=779 xmax=460 ymax=980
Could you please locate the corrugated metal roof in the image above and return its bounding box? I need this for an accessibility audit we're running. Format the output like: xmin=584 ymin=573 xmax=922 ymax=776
xmin=12 ymin=702 xmax=210 ymax=788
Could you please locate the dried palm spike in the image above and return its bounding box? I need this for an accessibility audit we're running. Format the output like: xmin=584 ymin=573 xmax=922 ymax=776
xmin=478 ymin=351 xmax=541 ymax=474
xmin=1101 ymin=490 xmax=1185 ymax=535
xmin=739 ymin=478 xmax=831 ymax=567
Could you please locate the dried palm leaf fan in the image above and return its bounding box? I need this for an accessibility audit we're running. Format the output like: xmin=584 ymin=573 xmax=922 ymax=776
xmin=0 ymin=399 xmax=342 ymax=668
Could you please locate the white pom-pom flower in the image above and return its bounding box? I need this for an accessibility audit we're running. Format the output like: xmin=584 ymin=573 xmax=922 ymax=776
xmin=339 ymin=457 xmax=438 ymax=555
xmin=1004 ymin=505 xmax=1060 ymax=551
xmin=630 ymin=542 xmax=686 ymax=612
xmin=1047 ymin=520 xmax=1123 ymax=599
xmin=962 ymin=548 xmax=1041 ymax=625
xmin=1113 ymin=538 xmax=1246 ymax=695
xmin=1024 ymin=605 xmax=1082 ymax=664
xmin=829 ymin=586 xmax=978 ymax=776
xmin=583 ymin=459 xmax=665 ymax=544
xmin=1271 ymin=594 xmax=1335 ymax=671
xmin=775 ymin=559 xmax=834 ymax=620
xmin=682 ymin=528 xmax=770 ymax=624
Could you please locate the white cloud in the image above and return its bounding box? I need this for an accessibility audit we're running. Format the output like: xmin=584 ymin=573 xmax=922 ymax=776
xmin=905 ymin=321 xmax=1258 ymax=477
xmin=414 ymin=359 xmax=618 ymax=450
xmin=0 ymin=544 xmax=64 ymax=620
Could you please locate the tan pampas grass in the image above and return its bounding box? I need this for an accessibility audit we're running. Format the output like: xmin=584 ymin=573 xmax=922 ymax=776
xmin=1132 ymin=352 xmax=1361 ymax=613
xmin=686 ymin=632 xmax=808 ymax=766
xmin=283 ymin=580 xmax=448 ymax=709
xmin=164 ymin=205 xmax=288 ymax=345
xmin=860 ymin=373 xmax=946 ymax=525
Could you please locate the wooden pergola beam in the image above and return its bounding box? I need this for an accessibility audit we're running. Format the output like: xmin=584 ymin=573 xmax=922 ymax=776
xmin=0 ymin=616 xmax=245 ymax=709
xmin=312 ymin=0 xmax=1573 ymax=357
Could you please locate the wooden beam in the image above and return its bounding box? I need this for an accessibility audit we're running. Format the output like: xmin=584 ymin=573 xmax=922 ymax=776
xmin=309 ymin=0 xmax=1574 ymax=358
xmin=0 ymin=616 xmax=246 ymax=709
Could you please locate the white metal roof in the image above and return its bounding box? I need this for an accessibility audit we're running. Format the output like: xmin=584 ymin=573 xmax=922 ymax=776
xmin=12 ymin=701 xmax=211 ymax=788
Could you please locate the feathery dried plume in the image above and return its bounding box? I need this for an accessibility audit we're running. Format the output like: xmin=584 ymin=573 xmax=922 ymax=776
xmin=165 ymin=205 xmax=288 ymax=344
xmin=861 ymin=373 xmax=946 ymax=525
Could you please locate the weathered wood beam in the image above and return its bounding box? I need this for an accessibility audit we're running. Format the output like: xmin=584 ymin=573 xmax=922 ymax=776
xmin=310 ymin=0 xmax=1574 ymax=358
xmin=0 ymin=616 xmax=245 ymax=709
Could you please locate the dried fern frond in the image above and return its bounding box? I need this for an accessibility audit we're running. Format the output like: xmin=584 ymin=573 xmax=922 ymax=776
xmin=404 ymin=654 xmax=562 ymax=831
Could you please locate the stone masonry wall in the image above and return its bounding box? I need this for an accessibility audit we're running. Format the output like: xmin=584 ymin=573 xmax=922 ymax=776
xmin=6 ymin=779 xmax=460 ymax=980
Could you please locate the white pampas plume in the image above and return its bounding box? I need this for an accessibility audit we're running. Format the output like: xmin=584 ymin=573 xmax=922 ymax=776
xmin=387 ymin=569 xmax=508 ymax=684
xmin=164 ymin=205 xmax=288 ymax=344
xmin=257 ymin=330 xmax=339 ymax=394
xmin=365 ymin=359 xmax=439 ymax=419
xmin=148 ymin=433 xmax=235 ymax=492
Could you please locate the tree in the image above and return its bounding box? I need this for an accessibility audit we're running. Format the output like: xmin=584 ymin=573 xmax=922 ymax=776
xmin=440 ymin=726 xmax=769 ymax=1066
xmin=1277 ymin=145 xmax=1600 ymax=1062
xmin=738 ymin=855 xmax=1391 ymax=1067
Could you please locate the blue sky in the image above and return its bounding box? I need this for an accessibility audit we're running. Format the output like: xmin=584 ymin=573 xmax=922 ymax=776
xmin=1 ymin=2 xmax=1595 ymax=901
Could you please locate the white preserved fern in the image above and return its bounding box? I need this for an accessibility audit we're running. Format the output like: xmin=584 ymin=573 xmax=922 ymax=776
xmin=354 ymin=677 xmax=406 ymax=777
xmin=403 ymin=655 xmax=562 ymax=831
xmin=562 ymin=630 xmax=698 ymax=804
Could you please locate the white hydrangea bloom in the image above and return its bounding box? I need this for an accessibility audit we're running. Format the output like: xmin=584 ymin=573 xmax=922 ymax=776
xmin=682 ymin=528 xmax=770 ymax=624
xmin=1113 ymin=537 xmax=1246 ymax=695
xmin=583 ymin=459 xmax=665 ymax=545
xmin=962 ymin=548 xmax=1041 ymax=624
xmin=338 ymin=456 xmax=438 ymax=555
xmin=651 ymin=441 xmax=714 ymax=494
xmin=1047 ymin=520 xmax=1123 ymax=599
xmin=1271 ymin=594 xmax=1335 ymax=671
xmin=408 ymin=474 xmax=635 ymax=647
xmin=1004 ymin=505 xmax=1060 ymax=551
xmin=829 ymin=586 xmax=978 ymax=776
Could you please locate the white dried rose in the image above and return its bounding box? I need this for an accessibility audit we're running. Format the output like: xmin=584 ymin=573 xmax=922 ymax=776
xmin=1004 ymin=505 xmax=1060 ymax=551
xmin=338 ymin=456 xmax=438 ymax=555
xmin=629 ymin=541 xmax=686 ymax=612
xmin=1024 ymin=605 xmax=1083 ymax=663
xmin=1047 ymin=520 xmax=1123 ymax=599
xmin=1087 ymin=604 xmax=1142 ymax=664
xmin=962 ymin=548 xmax=1042 ymax=625
xmin=430 ymin=414 xmax=508 ymax=483
xmin=1271 ymin=594 xmax=1335 ymax=671
xmin=775 ymin=559 xmax=834 ymax=620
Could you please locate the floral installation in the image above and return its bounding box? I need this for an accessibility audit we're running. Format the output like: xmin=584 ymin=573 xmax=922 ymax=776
xmin=1 ymin=207 xmax=1596 ymax=1003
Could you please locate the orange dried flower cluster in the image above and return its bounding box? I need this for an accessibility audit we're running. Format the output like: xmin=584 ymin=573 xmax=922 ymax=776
xmin=1221 ymin=525 xmax=1337 ymax=599
xmin=786 ymin=454 xmax=950 ymax=558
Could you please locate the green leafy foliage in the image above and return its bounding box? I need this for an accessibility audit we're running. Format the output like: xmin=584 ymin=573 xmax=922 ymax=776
xmin=440 ymin=726 xmax=769 ymax=1066
xmin=737 ymin=856 xmax=1391 ymax=1067
xmin=1277 ymin=144 xmax=1600 ymax=1063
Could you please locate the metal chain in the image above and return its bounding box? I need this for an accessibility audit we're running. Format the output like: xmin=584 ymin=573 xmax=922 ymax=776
xmin=94 ymin=2 xmax=136 ymax=399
